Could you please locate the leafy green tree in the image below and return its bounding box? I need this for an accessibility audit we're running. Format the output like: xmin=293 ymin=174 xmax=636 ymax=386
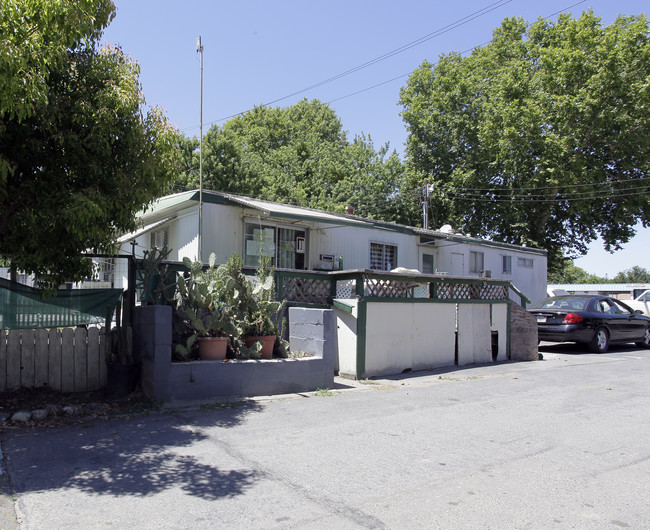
xmin=399 ymin=11 xmax=650 ymax=271
xmin=547 ymin=260 xmax=608 ymax=284
xmin=332 ymin=134 xmax=406 ymax=223
xmin=0 ymin=0 xmax=179 ymax=289
xmin=171 ymin=135 xmax=199 ymax=193
xmin=612 ymin=266 xmax=650 ymax=283
xmin=177 ymin=99 xmax=406 ymax=220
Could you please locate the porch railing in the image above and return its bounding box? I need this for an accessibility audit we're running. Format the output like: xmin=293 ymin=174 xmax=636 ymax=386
xmin=137 ymin=262 xmax=528 ymax=309
xmin=274 ymin=269 xmax=525 ymax=307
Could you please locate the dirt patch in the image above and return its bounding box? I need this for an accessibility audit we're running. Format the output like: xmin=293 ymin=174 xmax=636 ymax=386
xmin=0 ymin=387 xmax=159 ymax=429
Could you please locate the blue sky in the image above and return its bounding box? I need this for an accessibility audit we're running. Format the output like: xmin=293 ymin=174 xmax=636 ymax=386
xmin=102 ymin=0 xmax=649 ymax=277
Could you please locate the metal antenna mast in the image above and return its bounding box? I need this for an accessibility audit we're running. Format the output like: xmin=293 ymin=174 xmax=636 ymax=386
xmin=422 ymin=180 xmax=430 ymax=230
xmin=196 ymin=36 xmax=204 ymax=262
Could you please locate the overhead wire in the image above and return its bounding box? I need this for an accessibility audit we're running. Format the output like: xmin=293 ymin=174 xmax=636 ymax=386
xmin=328 ymin=0 xmax=587 ymax=104
xmin=183 ymin=0 xmax=587 ymax=132
xmin=185 ymin=1 xmax=514 ymax=132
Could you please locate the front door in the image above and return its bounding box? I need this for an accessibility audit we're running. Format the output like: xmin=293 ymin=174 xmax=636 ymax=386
xmin=277 ymin=228 xmax=306 ymax=269
xmin=451 ymin=252 xmax=465 ymax=276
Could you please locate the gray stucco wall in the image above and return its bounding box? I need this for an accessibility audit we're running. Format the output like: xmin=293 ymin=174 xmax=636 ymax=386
xmin=509 ymin=302 xmax=539 ymax=361
xmin=134 ymin=305 xmax=336 ymax=402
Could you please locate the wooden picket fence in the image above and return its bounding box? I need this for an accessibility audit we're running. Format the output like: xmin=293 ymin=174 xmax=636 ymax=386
xmin=0 ymin=327 xmax=107 ymax=393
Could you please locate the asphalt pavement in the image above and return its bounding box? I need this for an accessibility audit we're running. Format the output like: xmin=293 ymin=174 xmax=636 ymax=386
xmin=2 ymin=342 xmax=650 ymax=529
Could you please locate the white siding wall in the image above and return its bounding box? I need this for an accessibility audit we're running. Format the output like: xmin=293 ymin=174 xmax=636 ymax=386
xmin=362 ymin=302 xmax=457 ymax=376
xmin=175 ymin=210 xmax=199 ymax=262
xmin=309 ymin=225 xmax=419 ymax=270
xmin=435 ymin=241 xmax=547 ymax=308
xmin=201 ymin=204 xmax=243 ymax=264
xmin=124 ymin=200 xmax=547 ymax=305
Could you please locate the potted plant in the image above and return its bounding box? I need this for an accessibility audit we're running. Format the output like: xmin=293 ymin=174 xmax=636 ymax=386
xmin=174 ymin=254 xmax=237 ymax=360
xmin=239 ymin=255 xmax=284 ymax=359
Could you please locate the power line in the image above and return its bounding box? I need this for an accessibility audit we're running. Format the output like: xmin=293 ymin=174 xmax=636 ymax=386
xmin=429 ymin=175 xmax=650 ymax=194
xmin=261 ymin=0 xmax=513 ymax=107
xmin=186 ymin=1 xmax=514 ymax=132
xmin=184 ymin=0 xmax=588 ymax=134
xmin=328 ymin=0 xmax=587 ymax=104
xmin=442 ymin=187 xmax=650 ymax=203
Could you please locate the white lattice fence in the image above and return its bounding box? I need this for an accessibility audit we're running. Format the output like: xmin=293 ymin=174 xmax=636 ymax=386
xmin=0 ymin=327 xmax=106 ymax=393
xmin=436 ymin=283 xmax=508 ymax=300
xmin=281 ymin=277 xmax=331 ymax=305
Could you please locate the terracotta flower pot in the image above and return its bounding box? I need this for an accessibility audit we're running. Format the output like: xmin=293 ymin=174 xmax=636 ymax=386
xmin=197 ymin=336 xmax=229 ymax=360
xmin=244 ymin=335 xmax=275 ymax=359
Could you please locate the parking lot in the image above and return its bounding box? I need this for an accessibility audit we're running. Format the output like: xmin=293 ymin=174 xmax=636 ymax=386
xmin=2 ymin=342 xmax=650 ymax=529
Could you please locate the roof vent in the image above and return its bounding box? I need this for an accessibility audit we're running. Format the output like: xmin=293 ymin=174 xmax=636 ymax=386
xmin=439 ymin=224 xmax=454 ymax=234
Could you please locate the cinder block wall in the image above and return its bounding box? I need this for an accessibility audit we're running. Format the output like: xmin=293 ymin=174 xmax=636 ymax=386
xmin=509 ymin=302 xmax=539 ymax=361
xmin=134 ymin=305 xmax=335 ymax=402
xmin=287 ymin=307 xmax=337 ymax=369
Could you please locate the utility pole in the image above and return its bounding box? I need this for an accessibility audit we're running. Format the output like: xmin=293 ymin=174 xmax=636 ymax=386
xmin=422 ymin=180 xmax=430 ymax=230
xmin=196 ymin=36 xmax=204 ymax=262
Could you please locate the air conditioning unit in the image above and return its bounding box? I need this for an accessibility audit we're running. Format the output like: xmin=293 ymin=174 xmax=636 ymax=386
xmin=480 ymin=270 xmax=492 ymax=278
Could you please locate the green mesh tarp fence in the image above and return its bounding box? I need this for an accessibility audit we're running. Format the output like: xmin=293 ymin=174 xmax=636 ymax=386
xmin=0 ymin=278 xmax=123 ymax=330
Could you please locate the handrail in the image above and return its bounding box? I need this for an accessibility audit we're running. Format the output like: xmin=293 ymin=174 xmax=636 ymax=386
xmin=275 ymin=268 xmax=514 ymax=306
xmin=509 ymin=282 xmax=530 ymax=308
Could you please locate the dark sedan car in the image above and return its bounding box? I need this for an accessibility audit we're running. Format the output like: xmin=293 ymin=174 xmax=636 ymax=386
xmin=529 ymin=295 xmax=650 ymax=353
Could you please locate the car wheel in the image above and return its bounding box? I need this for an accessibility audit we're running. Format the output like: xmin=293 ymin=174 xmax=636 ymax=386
xmin=589 ymin=327 xmax=609 ymax=353
xmin=635 ymin=325 xmax=650 ymax=349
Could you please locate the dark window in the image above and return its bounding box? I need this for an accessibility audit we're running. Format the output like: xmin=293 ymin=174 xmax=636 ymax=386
xmin=370 ymin=243 xmax=397 ymax=271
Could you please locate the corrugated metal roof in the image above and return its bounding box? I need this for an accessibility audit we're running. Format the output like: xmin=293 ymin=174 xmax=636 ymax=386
xmin=549 ymin=283 xmax=649 ymax=291
xmin=412 ymin=227 xmax=547 ymax=255
xmin=137 ymin=189 xmax=545 ymax=253
xmin=223 ymin=194 xmax=372 ymax=227
xmin=117 ymin=215 xmax=177 ymax=244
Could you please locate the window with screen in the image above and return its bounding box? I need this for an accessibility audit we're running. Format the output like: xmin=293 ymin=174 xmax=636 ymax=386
xmin=370 ymin=243 xmax=397 ymax=271
xmin=150 ymin=227 xmax=168 ymax=249
xmin=502 ymin=255 xmax=512 ymax=274
xmin=518 ymin=257 xmax=534 ymax=269
xmin=422 ymin=254 xmax=434 ymax=274
xmin=469 ymin=251 xmax=484 ymax=273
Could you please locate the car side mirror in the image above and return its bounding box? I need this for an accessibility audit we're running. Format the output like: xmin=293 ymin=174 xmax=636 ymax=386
xmin=635 ymin=309 xmax=644 ymax=315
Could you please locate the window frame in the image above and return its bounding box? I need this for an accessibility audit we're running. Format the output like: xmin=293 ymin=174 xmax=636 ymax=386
xmin=517 ymin=257 xmax=534 ymax=269
xmin=502 ymin=255 xmax=512 ymax=275
xmin=150 ymin=227 xmax=169 ymax=249
xmin=370 ymin=242 xmax=398 ymax=271
xmin=243 ymin=220 xmax=308 ymax=269
xmin=469 ymin=251 xmax=484 ymax=274
xmin=422 ymin=253 xmax=434 ymax=275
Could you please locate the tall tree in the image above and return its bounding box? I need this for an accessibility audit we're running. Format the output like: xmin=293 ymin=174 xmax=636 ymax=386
xmin=0 ymin=0 xmax=179 ymax=289
xmin=547 ymin=260 xmax=608 ymax=284
xmin=399 ymin=11 xmax=650 ymax=270
xmin=177 ymin=99 xmax=406 ymax=220
xmin=613 ymin=266 xmax=650 ymax=283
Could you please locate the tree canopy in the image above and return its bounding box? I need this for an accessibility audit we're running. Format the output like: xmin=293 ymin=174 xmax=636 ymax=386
xmin=547 ymin=260 xmax=607 ymax=284
xmin=613 ymin=266 xmax=650 ymax=283
xmin=399 ymin=11 xmax=650 ymax=271
xmin=0 ymin=0 xmax=179 ymax=289
xmin=175 ymin=99 xmax=408 ymax=223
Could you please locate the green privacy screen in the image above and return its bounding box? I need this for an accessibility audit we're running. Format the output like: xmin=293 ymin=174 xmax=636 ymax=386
xmin=0 ymin=278 xmax=123 ymax=330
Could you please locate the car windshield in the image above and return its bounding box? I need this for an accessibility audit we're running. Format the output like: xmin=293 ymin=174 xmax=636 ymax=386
xmin=533 ymin=297 xmax=588 ymax=311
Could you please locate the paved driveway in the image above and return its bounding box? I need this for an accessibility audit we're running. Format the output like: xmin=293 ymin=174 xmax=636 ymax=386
xmin=2 ymin=344 xmax=650 ymax=529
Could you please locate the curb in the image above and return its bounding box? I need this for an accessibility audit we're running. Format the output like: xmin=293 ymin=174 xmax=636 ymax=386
xmin=0 ymin=438 xmax=19 ymax=530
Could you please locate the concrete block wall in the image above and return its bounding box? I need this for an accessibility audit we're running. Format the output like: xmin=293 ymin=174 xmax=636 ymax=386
xmin=287 ymin=307 xmax=337 ymax=370
xmin=509 ymin=302 xmax=539 ymax=361
xmin=133 ymin=304 xmax=172 ymax=399
xmin=134 ymin=305 xmax=335 ymax=402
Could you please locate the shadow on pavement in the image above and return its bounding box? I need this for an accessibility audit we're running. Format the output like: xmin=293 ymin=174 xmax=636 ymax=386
xmin=538 ymin=341 xmax=644 ymax=355
xmin=6 ymin=399 xmax=265 ymax=500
